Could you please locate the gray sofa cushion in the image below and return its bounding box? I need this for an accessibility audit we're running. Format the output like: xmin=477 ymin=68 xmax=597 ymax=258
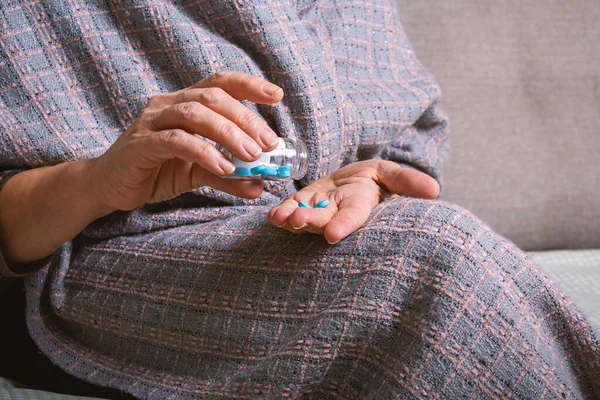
xmin=0 ymin=377 xmax=106 ymax=399
xmin=528 ymin=250 xmax=600 ymax=330
xmin=397 ymin=0 xmax=600 ymax=250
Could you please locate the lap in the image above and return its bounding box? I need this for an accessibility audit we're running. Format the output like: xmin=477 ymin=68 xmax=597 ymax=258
xmin=26 ymin=197 xmax=600 ymax=399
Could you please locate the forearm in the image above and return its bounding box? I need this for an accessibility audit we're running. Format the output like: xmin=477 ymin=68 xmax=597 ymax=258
xmin=0 ymin=73 xmax=284 ymax=269
xmin=0 ymin=159 xmax=115 ymax=266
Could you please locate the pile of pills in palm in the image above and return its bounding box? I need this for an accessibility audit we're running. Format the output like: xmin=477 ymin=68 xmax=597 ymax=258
xmin=220 ymin=137 xmax=308 ymax=181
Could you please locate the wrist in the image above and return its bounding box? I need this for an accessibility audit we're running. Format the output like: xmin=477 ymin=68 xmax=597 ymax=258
xmin=0 ymin=159 xmax=117 ymax=267
xmin=70 ymin=158 xmax=117 ymax=220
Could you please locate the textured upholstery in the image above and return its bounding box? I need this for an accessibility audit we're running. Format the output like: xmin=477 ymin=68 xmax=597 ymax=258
xmin=397 ymin=0 xmax=600 ymax=250
xmin=529 ymin=249 xmax=600 ymax=329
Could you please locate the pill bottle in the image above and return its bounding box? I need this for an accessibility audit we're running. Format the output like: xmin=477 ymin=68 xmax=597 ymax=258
xmin=218 ymin=137 xmax=308 ymax=181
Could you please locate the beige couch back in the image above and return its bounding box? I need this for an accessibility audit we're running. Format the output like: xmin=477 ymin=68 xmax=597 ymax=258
xmin=397 ymin=0 xmax=600 ymax=251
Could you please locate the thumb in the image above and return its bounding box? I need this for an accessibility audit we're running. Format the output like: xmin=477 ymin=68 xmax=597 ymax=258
xmin=376 ymin=161 xmax=440 ymax=199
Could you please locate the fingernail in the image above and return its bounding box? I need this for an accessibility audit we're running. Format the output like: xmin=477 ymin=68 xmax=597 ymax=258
xmin=260 ymin=127 xmax=279 ymax=148
xmin=243 ymin=138 xmax=262 ymax=158
xmin=263 ymin=83 xmax=282 ymax=96
xmin=292 ymin=223 xmax=307 ymax=230
xmin=327 ymin=239 xmax=340 ymax=245
xmin=276 ymin=222 xmax=287 ymax=228
xmin=218 ymin=157 xmax=236 ymax=175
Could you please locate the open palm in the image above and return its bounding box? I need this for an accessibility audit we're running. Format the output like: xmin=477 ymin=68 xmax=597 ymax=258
xmin=268 ymin=160 xmax=440 ymax=244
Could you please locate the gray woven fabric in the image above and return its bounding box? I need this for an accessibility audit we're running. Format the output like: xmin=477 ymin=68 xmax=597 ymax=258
xmin=0 ymin=1 xmax=599 ymax=399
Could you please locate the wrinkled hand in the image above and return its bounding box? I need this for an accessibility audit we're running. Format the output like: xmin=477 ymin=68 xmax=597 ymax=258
xmin=89 ymin=71 xmax=283 ymax=211
xmin=268 ymin=160 xmax=439 ymax=244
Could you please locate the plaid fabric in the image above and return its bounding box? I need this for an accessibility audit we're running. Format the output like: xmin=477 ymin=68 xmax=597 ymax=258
xmin=1 ymin=0 xmax=599 ymax=399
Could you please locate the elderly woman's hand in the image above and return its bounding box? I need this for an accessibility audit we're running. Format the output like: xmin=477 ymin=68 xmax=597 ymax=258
xmin=0 ymin=72 xmax=283 ymax=265
xmin=90 ymin=71 xmax=283 ymax=211
xmin=267 ymin=160 xmax=439 ymax=244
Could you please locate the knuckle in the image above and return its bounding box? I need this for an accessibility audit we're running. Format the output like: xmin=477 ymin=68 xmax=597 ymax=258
xmin=199 ymin=71 xmax=230 ymax=87
xmin=194 ymin=140 xmax=212 ymax=161
xmin=217 ymin=121 xmax=239 ymax=139
xmin=211 ymin=70 xmax=232 ymax=82
xmin=145 ymin=93 xmax=169 ymax=108
xmin=161 ymin=129 xmax=186 ymax=146
xmin=172 ymin=88 xmax=189 ymax=102
xmin=177 ymin=102 xmax=203 ymax=121
xmin=137 ymin=107 xmax=157 ymax=123
xmin=240 ymin=73 xmax=259 ymax=87
xmin=145 ymin=95 xmax=160 ymax=108
xmin=237 ymin=110 xmax=260 ymax=128
xmin=199 ymin=87 xmax=228 ymax=105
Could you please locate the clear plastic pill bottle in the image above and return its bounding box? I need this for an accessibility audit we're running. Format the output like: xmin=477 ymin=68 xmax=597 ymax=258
xmin=218 ymin=137 xmax=308 ymax=181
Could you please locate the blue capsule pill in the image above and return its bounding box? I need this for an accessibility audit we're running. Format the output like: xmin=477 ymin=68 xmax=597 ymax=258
xmin=278 ymin=165 xmax=292 ymax=173
xmin=233 ymin=167 xmax=251 ymax=177
xmin=298 ymin=201 xmax=311 ymax=208
xmin=314 ymin=199 xmax=330 ymax=208
xmin=276 ymin=170 xmax=291 ymax=178
xmin=261 ymin=167 xmax=278 ymax=176
xmin=250 ymin=165 xmax=267 ymax=175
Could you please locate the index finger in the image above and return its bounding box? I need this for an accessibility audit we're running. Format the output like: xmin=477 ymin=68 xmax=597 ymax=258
xmin=194 ymin=71 xmax=284 ymax=104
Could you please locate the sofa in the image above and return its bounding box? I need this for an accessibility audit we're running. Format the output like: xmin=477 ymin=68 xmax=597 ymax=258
xmin=1 ymin=0 xmax=598 ymax=398
xmin=397 ymin=0 xmax=600 ymax=329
